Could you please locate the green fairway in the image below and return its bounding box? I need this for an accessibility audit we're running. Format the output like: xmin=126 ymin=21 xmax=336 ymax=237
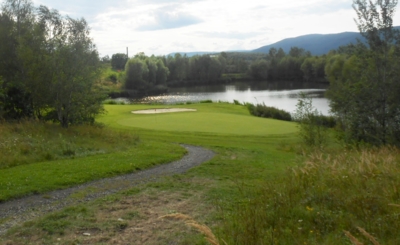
xmin=99 ymin=103 xmax=297 ymax=135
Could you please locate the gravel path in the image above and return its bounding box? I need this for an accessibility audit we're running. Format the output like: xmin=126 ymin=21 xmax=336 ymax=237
xmin=0 ymin=144 xmax=215 ymax=235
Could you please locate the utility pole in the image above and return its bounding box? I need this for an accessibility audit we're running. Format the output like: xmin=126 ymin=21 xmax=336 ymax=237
xmin=126 ymin=47 xmax=129 ymax=58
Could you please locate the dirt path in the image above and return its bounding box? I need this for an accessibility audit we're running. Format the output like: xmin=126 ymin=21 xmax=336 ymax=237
xmin=0 ymin=144 xmax=215 ymax=235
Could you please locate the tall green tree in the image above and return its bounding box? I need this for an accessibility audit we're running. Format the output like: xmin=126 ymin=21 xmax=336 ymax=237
xmin=155 ymin=59 xmax=169 ymax=85
xmin=301 ymin=56 xmax=327 ymax=82
xmin=124 ymin=58 xmax=149 ymax=91
xmin=0 ymin=1 xmax=104 ymax=126
xmin=36 ymin=6 xmax=103 ymax=127
xmin=326 ymin=0 xmax=400 ymax=145
xmin=249 ymin=60 xmax=268 ymax=80
xmin=111 ymin=53 xmax=128 ymax=70
xmin=124 ymin=55 xmax=170 ymax=91
xmin=0 ymin=77 xmax=3 ymax=117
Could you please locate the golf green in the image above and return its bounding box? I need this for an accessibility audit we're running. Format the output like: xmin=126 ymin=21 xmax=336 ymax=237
xmin=103 ymin=104 xmax=297 ymax=136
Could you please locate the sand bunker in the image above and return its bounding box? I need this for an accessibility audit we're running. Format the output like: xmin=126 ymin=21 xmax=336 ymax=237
xmin=132 ymin=108 xmax=197 ymax=114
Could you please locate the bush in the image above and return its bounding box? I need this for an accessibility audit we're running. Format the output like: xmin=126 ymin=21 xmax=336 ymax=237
xmin=200 ymin=100 xmax=213 ymax=103
xmin=294 ymin=94 xmax=329 ymax=147
xmin=246 ymin=102 xmax=292 ymax=121
xmin=107 ymin=73 xmax=118 ymax=83
xmin=312 ymin=114 xmax=336 ymax=128
xmin=233 ymin=100 xmax=241 ymax=105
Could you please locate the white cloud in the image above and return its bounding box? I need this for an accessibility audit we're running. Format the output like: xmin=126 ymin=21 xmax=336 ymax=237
xmin=136 ymin=6 xmax=202 ymax=31
xmin=31 ymin=0 xmax=400 ymax=56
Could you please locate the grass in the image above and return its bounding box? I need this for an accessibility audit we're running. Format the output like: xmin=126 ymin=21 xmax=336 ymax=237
xmin=0 ymin=120 xmax=186 ymax=201
xmin=218 ymin=146 xmax=400 ymax=244
xmin=1 ymin=102 xmax=300 ymax=244
xmin=0 ymin=121 xmax=140 ymax=169
xmin=100 ymin=103 xmax=297 ymax=135
xmin=1 ymin=102 xmax=399 ymax=244
xmin=0 ymin=141 xmax=186 ymax=201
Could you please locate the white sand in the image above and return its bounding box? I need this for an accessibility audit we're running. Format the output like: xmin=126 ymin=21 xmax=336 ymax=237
xmin=132 ymin=108 xmax=197 ymax=114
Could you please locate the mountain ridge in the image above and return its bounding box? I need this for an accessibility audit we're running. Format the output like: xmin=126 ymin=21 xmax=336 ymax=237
xmin=252 ymin=31 xmax=365 ymax=55
xmin=169 ymin=26 xmax=400 ymax=57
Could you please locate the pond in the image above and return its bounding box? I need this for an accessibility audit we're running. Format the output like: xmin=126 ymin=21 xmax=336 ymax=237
xmin=118 ymin=81 xmax=331 ymax=115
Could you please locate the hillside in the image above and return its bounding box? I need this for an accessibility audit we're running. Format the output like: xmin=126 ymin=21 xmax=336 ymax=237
xmin=169 ymin=27 xmax=400 ymax=57
xmin=253 ymin=31 xmax=365 ymax=55
xmin=169 ymin=30 xmax=364 ymax=57
xmin=253 ymin=26 xmax=400 ymax=55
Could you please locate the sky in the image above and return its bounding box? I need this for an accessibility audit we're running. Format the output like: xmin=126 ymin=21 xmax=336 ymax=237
xmin=31 ymin=0 xmax=400 ymax=57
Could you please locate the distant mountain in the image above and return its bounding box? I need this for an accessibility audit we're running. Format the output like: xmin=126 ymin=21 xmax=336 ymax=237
xmin=167 ymin=52 xmax=218 ymax=57
xmin=167 ymin=50 xmax=248 ymax=57
xmin=168 ymin=27 xmax=400 ymax=57
xmin=253 ymin=26 xmax=400 ymax=55
xmin=253 ymin=32 xmax=365 ymax=55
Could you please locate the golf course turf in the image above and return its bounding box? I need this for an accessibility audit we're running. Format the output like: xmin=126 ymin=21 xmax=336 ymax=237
xmin=100 ymin=103 xmax=297 ymax=135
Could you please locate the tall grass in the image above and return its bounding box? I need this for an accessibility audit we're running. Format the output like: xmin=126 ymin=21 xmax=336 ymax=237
xmin=219 ymin=146 xmax=400 ymax=244
xmin=0 ymin=120 xmax=139 ymax=169
xmin=161 ymin=213 xmax=222 ymax=245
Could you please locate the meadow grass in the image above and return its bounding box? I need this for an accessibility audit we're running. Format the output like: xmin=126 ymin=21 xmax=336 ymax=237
xmin=0 ymin=121 xmax=138 ymax=169
xmin=2 ymin=103 xmax=398 ymax=244
xmin=218 ymin=146 xmax=400 ymax=244
xmin=0 ymin=120 xmax=186 ymax=201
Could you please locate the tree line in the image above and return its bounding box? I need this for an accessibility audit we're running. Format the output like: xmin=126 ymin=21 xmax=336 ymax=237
xmin=0 ymin=0 xmax=104 ymax=127
xmin=108 ymin=46 xmax=332 ymax=95
xmin=104 ymin=52 xmax=228 ymax=94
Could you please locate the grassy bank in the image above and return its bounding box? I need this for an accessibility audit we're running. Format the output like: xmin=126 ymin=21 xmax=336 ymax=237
xmin=1 ymin=103 xmax=399 ymax=244
xmin=0 ymin=121 xmax=186 ymax=201
xmin=0 ymin=122 xmax=138 ymax=169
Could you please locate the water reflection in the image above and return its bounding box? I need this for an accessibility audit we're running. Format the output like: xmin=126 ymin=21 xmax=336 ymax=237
xmin=125 ymin=81 xmax=331 ymax=115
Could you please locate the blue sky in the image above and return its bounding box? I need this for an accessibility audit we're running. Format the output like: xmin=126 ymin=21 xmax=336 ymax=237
xmin=31 ymin=0 xmax=400 ymax=57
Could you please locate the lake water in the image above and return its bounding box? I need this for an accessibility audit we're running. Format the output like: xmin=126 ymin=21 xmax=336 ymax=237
xmin=123 ymin=81 xmax=331 ymax=115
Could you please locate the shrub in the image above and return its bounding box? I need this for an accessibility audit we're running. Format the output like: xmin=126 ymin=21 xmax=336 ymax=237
xmin=312 ymin=114 xmax=336 ymax=128
xmin=200 ymin=100 xmax=213 ymax=103
xmin=107 ymin=73 xmax=118 ymax=83
xmin=294 ymin=93 xmax=329 ymax=148
xmin=233 ymin=100 xmax=241 ymax=105
xmin=246 ymin=102 xmax=292 ymax=121
xmin=103 ymin=99 xmax=118 ymax=105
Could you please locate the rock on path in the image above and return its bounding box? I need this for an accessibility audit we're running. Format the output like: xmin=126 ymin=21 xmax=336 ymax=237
xmin=0 ymin=144 xmax=215 ymax=235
